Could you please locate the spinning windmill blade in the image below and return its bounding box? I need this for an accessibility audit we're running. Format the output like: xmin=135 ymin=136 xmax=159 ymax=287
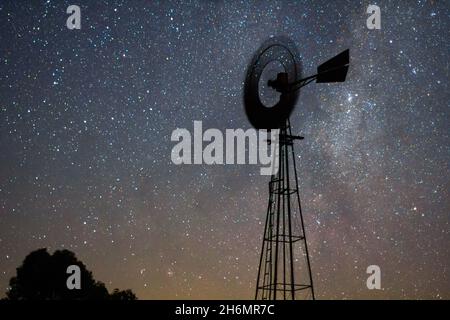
xmin=243 ymin=38 xmax=350 ymax=129
xmin=243 ymin=36 xmax=301 ymax=130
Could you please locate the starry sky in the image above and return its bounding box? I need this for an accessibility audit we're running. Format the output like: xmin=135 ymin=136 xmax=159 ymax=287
xmin=0 ymin=0 xmax=449 ymax=299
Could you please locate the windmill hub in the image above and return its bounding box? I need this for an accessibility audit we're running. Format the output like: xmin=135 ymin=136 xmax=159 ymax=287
xmin=267 ymin=72 xmax=289 ymax=93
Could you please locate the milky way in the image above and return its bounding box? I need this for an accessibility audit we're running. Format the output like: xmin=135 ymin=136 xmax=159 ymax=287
xmin=0 ymin=1 xmax=448 ymax=299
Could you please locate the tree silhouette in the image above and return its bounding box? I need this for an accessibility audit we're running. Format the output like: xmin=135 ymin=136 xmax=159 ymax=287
xmin=110 ymin=288 xmax=137 ymax=300
xmin=5 ymin=248 xmax=137 ymax=300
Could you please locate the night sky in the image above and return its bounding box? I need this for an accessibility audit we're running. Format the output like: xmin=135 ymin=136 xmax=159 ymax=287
xmin=0 ymin=0 xmax=449 ymax=299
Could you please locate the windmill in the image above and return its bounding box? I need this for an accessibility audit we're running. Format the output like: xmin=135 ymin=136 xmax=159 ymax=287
xmin=243 ymin=37 xmax=349 ymax=300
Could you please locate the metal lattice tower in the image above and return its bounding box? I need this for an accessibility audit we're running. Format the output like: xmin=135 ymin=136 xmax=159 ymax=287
xmin=255 ymin=120 xmax=315 ymax=300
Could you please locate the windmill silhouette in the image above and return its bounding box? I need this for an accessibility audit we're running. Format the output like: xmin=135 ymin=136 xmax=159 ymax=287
xmin=243 ymin=37 xmax=349 ymax=300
